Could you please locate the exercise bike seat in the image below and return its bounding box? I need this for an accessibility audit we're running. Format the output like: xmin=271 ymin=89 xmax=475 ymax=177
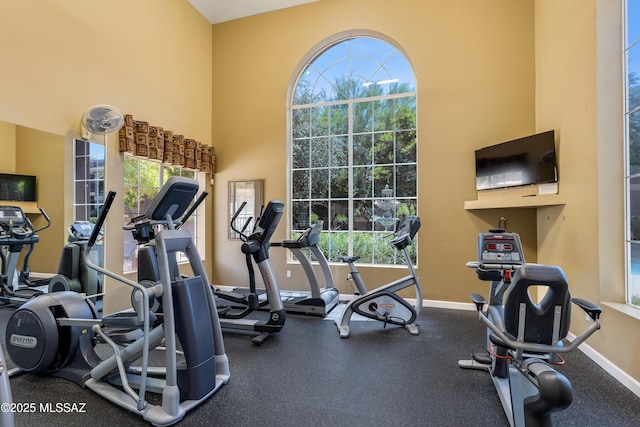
xmin=503 ymin=264 xmax=572 ymax=347
xmin=489 ymin=330 xmax=519 ymax=351
xmin=340 ymin=255 xmax=360 ymax=263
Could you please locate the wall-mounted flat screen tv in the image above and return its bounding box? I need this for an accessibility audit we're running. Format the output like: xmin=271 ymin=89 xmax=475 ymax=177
xmin=475 ymin=130 xmax=557 ymax=191
xmin=0 ymin=173 xmax=37 ymax=202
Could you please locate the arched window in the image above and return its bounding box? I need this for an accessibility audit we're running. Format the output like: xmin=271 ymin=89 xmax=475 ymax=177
xmin=289 ymin=33 xmax=417 ymax=265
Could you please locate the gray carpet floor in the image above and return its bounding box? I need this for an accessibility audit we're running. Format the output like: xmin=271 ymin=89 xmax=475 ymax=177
xmin=1 ymin=304 xmax=640 ymax=426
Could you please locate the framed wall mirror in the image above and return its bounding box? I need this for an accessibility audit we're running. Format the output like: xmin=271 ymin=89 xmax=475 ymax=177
xmin=229 ymin=179 xmax=263 ymax=239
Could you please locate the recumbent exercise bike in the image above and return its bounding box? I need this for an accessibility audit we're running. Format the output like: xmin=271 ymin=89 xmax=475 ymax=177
xmin=458 ymin=229 xmax=602 ymax=427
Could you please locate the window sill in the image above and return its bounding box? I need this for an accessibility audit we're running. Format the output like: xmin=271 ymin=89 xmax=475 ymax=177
xmin=601 ymin=301 xmax=640 ymax=321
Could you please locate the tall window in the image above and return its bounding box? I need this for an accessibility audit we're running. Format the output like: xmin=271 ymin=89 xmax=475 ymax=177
xmin=123 ymin=156 xmax=199 ymax=271
xmin=74 ymin=139 xmax=105 ymax=222
xmin=290 ymin=35 xmax=417 ymax=265
xmin=625 ymin=1 xmax=640 ymax=306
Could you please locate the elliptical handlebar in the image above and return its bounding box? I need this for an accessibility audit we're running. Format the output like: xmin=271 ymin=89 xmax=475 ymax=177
xmin=123 ymin=189 xmax=207 ymax=241
xmin=230 ymin=201 xmax=253 ymax=241
xmin=88 ymin=191 xmax=116 ymax=250
xmin=177 ymin=191 xmax=208 ymax=230
xmin=231 ymin=202 xmax=247 ymax=233
xmin=128 ymin=214 xmax=147 ymax=225
xmin=34 ymin=208 xmax=51 ymax=233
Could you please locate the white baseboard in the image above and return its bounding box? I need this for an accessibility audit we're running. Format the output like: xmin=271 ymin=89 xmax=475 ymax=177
xmin=567 ymin=332 xmax=640 ymax=398
xmin=425 ymin=297 xmax=640 ymax=399
xmin=423 ymin=299 xmax=477 ymax=311
xmin=338 ymin=295 xmax=477 ymax=311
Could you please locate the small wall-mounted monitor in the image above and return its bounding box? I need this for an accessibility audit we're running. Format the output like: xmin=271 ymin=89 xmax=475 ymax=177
xmin=475 ymin=130 xmax=557 ymax=191
xmin=0 ymin=173 xmax=37 ymax=202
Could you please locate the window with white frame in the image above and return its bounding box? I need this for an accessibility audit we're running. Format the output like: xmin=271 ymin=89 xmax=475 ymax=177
xmin=290 ymin=35 xmax=417 ymax=266
xmin=625 ymin=1 xmax=640 ymax=306
xmin=74 ymin=139 xmax=105 ymax=222
xmin=123 ymin=155 xmax=199 ymax=271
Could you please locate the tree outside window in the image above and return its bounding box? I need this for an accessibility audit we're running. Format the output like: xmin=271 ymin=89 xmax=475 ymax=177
xmin=123 ymin=156 xmax=197 ymax=271
xmin=290 ymin=36 xmax=418 ymax=266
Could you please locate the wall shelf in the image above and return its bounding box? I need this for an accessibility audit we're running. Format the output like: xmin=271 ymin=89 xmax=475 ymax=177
xmin=0 ymin=201 xmax=40 ymax=214
xmin=464 ymin=194 xmax=566 ymax=210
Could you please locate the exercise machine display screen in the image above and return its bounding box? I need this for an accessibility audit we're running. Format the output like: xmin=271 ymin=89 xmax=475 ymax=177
xmin=0 ymin=206 xmax=26 ymax=226
xmin=479 ymin=234 xmax=524 ymax=264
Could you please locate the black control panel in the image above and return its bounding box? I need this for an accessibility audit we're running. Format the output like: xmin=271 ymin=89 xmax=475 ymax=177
xmin=478 ymin=230 xmax=525 ymax=265
xmin=0 ymin=206 xmax=27 ymax=228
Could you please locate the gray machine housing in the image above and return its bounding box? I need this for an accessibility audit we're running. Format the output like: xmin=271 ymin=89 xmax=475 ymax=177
xmin=5 ymin=177 xmax=230 ymax=426
xmin=336 ymin=216 xmax=423 ymax=338
xmin=459 ymin=229 xmax=602 ymax=427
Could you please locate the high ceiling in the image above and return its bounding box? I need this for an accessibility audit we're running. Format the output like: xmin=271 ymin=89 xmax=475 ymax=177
xmin=187 ymin=0 xmax=318 ymax=24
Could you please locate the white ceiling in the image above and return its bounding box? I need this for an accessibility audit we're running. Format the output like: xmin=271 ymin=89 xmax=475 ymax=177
xmin=188 ymin=0 xmax=318 ymax=24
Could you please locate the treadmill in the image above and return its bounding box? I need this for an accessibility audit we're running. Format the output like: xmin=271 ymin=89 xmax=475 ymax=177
xmin=270 ymin=221 xmax=339 ymax=316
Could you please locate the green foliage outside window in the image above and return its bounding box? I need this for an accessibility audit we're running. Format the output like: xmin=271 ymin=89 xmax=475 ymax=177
xmin=122 ymin=156 xmax=197 ymax=271
xmin=291 ymin=37 xmax=417 ymax=266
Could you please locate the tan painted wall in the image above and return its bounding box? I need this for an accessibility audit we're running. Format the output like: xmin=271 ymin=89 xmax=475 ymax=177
xmin=2 ymin=0 xmax=635 ymax=388
xmin=0 ymin=0 xmax=213 ymax=312
xmin=14 ymin=126 xmax=67 ymax=273
xmin=0 ymin=121 xmax=16 ymax=172
xmin=535 ymin=0 xmax=640 ymax=384
xmin=211 ymin=0 xmax=537 ymax=300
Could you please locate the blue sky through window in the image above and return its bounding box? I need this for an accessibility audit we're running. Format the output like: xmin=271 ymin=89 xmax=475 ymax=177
xmin=629 ymin=0 xmax=640 ymax=45
xmin=295 ymin=37 xmax=415 ymax=104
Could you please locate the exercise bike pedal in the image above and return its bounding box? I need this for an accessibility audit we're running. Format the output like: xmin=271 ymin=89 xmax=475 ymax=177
xmin=458 ymin=346 xmax=492 ymax=371
xmin=472 ymin=349 xmax=492 ymax=365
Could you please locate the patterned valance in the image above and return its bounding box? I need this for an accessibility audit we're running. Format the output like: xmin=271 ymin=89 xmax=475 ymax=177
xmin=118 ymin=114 xmax=216 ymax=174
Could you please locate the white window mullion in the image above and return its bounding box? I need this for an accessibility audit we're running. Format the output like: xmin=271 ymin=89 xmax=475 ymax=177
xmin=347 ymin=100 xmax=354 ymax=257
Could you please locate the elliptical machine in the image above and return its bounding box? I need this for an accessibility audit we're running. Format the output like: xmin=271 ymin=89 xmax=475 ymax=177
xmin=0 ymin=345 xmax=14 ymax=427
xmin=336 ymin=215 xmax=423 ymax=338
xmin=213 ymin=200 xmax=286 ymax=345
xmin=5 ymin=177 xmax=230 ymax=426
xmin=48 ymin=221 xmax=103 ymax=306
xmin=458 ymin=229 xmax=602 ymax=426
xmin=0 ymin=205 xmax=51 ymax=305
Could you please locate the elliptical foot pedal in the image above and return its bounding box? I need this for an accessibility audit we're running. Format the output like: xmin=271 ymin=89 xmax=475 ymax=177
xmin=216 ymin=305 xmax=231 ymax=315
xmin=252 ymin=332 xmax=270 ymax=346
xmin=404 ymin=323 xmax=419 ymax=335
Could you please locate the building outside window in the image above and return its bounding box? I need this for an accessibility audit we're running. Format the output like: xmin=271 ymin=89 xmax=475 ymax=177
xmin=73 ymin=139 xmax=105 ymax=222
